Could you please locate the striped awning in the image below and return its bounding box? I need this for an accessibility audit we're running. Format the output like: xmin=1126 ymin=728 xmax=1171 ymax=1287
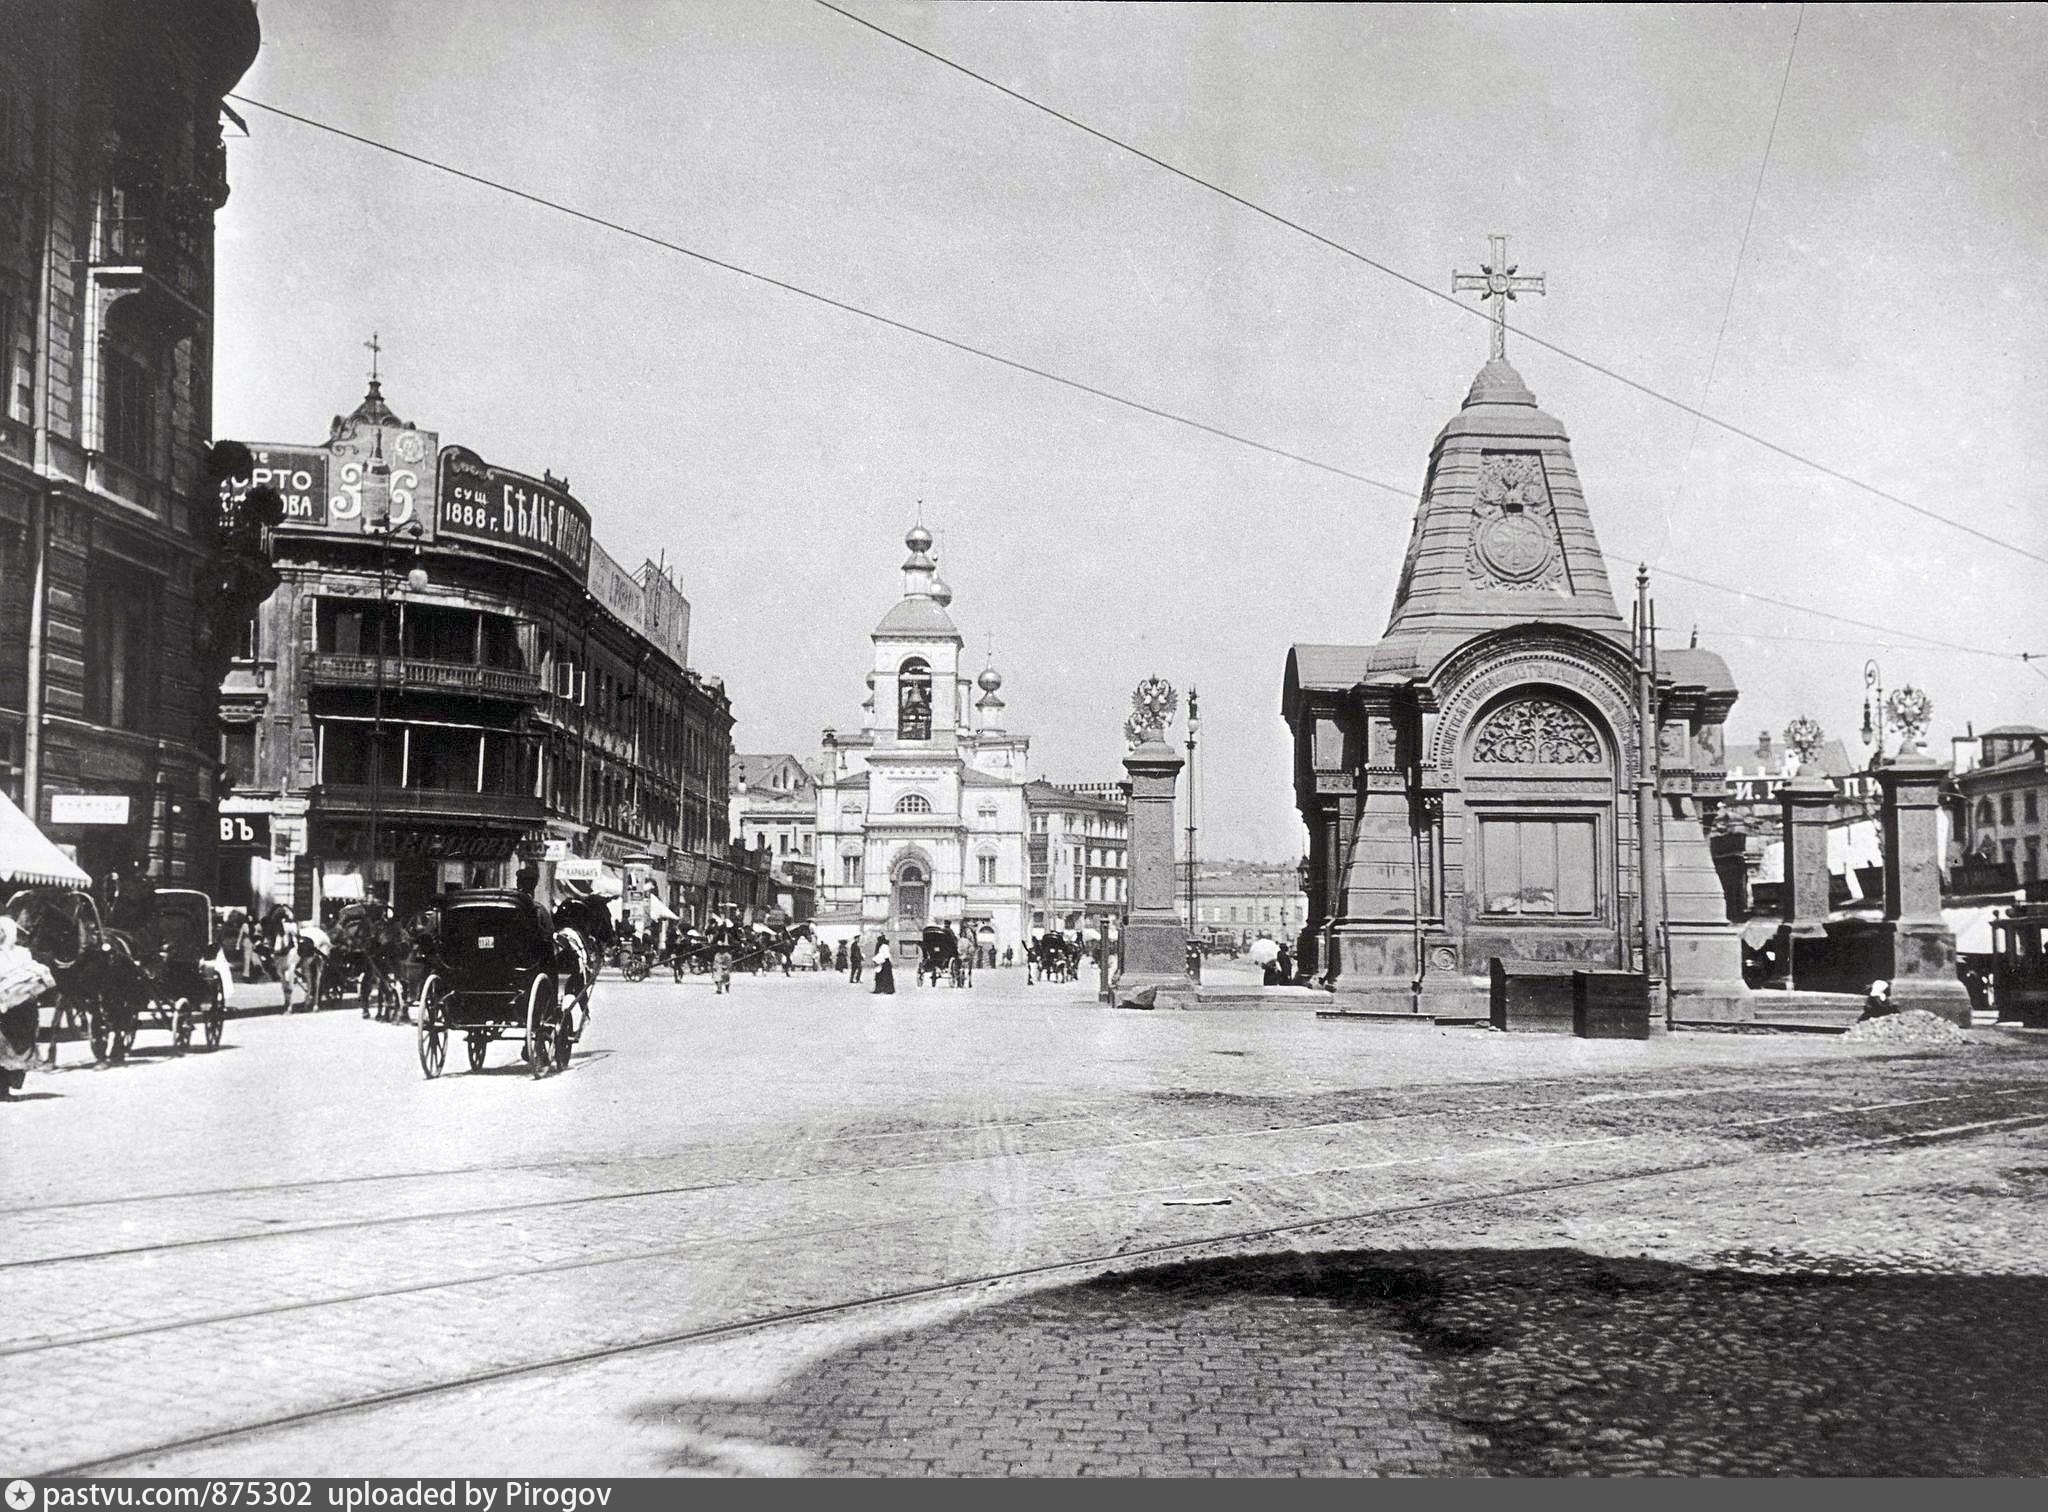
xmin=0 ymin=791 xmax=93 ymax=890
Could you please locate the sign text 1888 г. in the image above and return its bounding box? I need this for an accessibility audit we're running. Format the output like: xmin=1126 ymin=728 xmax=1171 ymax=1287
xmin=436 ymin=445 xmax=593 ymax=583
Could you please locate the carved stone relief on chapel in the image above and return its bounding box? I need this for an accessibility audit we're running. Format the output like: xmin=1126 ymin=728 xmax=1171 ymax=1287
xmin=1470 ymin=697 xmax=1603 ymax=765
xmin=1466 ymin=452 xmax=1570 ymax=593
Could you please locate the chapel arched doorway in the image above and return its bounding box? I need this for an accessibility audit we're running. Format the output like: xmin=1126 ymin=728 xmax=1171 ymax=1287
xmin=892 ymin=857 xmax=929 ymax=953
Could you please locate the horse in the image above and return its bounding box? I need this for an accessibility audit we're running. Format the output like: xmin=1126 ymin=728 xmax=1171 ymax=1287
xmin=4 ymin=888 xmax=150 ymax=1061
xmin=551 ymin=891 xmax=614 ymax=1033
xmin=333 ymin=900 xmax=409 ymax=1020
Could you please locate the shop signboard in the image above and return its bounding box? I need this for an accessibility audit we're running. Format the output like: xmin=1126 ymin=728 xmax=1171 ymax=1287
xmin=587 ymin=541 xmax=643 ymax=630
xmin=217 ymin=813 xmax=270 ymax=848
xmin=554 ymin=857 xmax=604 ymax=882
xmin=436 ymin=445 xmax=592 ymax=582
xmin=222 ymin=444 xmax=330 ymax=526
xmin=49 ymin=794 xmax=130 ymax=826
xmin=638 ymin=560 xmax=691 ymax=670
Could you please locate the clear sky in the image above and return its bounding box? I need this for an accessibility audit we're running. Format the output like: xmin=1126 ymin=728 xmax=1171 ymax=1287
xmin=214 ymin=2 xmax=2048 ymax=860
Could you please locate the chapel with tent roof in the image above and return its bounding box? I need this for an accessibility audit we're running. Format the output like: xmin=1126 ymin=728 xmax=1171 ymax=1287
xmin=1282 ymin=240 xmax=1748 ymax=1021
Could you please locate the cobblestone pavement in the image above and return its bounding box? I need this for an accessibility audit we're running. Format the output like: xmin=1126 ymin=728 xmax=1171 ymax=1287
xmin=5 ymin=963 xmax=2047 ymax=1476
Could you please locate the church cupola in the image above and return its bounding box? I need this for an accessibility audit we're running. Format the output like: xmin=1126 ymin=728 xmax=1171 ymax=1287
xmin=976 ymin=662 xmax=1006 ymax=733
xmin=874 ymin=519 xmax=964 ymax=644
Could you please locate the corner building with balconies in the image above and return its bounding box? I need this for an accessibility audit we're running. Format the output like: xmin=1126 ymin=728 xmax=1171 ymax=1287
xmin=217 ymin=379 xmax=736 ymax=924
xmin=1 ymin=0 xmax=266 ymax=884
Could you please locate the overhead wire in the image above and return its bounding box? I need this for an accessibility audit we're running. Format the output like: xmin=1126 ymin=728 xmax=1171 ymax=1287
xmin=812 ymin=0 xmax=2048 ymax=574
xmin=226 ymin=94 xmax=1406 ymax=501
xmin=223 ymin=94 xmax=2035 ymax=671
xmin=1656 ymin=3 xmax=1804 ymax=562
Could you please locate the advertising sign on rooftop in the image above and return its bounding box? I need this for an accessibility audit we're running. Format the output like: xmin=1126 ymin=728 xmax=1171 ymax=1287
xmin=328 ymin=422 xmax=438 ymax=536
xmin=221 ymin=445 xmax=330 ymax=527
xmin=436 ymin=445 xmax=592 ymax=582
xmin=587 ymin=541 xmax=644 ymax=632
xmin=638 ymin=560 xmax=691 ymax=670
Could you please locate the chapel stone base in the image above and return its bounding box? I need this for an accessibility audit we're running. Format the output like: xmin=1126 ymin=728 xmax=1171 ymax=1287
xmin=1664 ymin=919 xmax=1751 ymax=1025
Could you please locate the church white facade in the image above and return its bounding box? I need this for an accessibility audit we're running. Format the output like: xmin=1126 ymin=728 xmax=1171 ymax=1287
xmin=811 ymin=525 xmax=1032 ymax=960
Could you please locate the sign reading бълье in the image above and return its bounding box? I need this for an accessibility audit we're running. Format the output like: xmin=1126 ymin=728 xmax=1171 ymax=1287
xmin=436 ymin=445 xmax=592 ymax=582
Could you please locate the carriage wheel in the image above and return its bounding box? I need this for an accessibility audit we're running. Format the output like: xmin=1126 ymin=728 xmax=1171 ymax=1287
xmin=624 ymin=953 xmax=650 ymax=983
xmin=172 ymin=997 xmax=193 ymax=1051
xmin=204 ymin=983 xmax=225 ymax=1049
xmin=467 ymin=1032 xmax=488 ymax=1073
xmin=553 ymin=1010 xmax=573 ymax=1072
xmin=526 ymin=975 xmax=556 ymax=1079
xmin=416 ymin=975 xmax=446 ymax=1079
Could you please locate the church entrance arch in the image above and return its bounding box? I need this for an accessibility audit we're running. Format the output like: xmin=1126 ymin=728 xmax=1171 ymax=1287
xmin=890 ymin=850 xmax=933 ymax=957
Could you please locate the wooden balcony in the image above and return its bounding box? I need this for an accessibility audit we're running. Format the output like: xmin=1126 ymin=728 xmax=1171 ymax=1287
xmin=310 ymin=785 xmax=546 ymax=823
xmin=307 ymin=653 xmax=543 ymax=702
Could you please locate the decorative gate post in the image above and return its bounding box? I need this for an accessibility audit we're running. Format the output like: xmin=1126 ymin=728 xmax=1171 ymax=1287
xmin=1113 ymin=678 xmax=1189 ymax=1007
xmin=1776 ymin=768 xmax=1835 ymax=989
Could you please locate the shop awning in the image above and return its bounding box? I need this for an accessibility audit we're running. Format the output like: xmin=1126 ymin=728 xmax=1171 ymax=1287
xmin=644 ymin=894 xmax=678 ymax=921
xmin=1945 ymin=905 xmax=2002 ymax=956
xmin=0 ymin=791 xmax=93 ymax=890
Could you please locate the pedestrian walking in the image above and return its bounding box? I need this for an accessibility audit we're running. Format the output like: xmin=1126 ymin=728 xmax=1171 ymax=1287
xmin=849 ymin=937 xmax=864 ymax=984
xmin=713 ymin=945 xmax=734 ymax=995
xmin=870 ymin=935 xmax=894 ymax=995
xmin=834 ymin=940 xmax=848 ymax=974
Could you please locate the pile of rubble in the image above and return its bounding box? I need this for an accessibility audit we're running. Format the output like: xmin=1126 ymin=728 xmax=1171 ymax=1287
xmin=1841 ymin=1009 xmax=1974 ymax=1047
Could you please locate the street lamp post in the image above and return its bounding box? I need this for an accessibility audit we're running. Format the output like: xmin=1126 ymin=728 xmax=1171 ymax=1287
xmin=1185 ymin=687 xmax=1199 ymax=962
xmin=366 ymin=518 xmax=425 ymax=910
xmin=1861 ymin=660 xmax=1885 ymax=766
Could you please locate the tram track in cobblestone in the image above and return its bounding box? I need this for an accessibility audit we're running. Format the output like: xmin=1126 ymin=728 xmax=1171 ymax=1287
xmin=14 ymin=1083 xmax=2047 ymax=1369
xmin=11 ymin=1062 xmax=1874 ymax=1222
xmin=11 ymin=1071 xmax=2018 ymax=1272
xmin=40 ymin=1084 xmax=2048 ymax=1478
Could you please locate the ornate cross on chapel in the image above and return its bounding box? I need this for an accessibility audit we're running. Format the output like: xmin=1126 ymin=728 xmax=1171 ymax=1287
xmin=1452 ymin=234 xmax=1545 ymax=361
xmin=364 ymin=330 xmax=382 ymax=384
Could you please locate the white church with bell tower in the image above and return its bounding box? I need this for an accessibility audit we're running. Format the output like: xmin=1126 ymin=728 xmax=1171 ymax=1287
xmin=811 ymin=524 xmax=1033 ymax=962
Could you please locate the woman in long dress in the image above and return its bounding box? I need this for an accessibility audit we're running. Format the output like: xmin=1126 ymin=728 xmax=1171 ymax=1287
xmin=871 ymin=935 xmax=894 ymax=995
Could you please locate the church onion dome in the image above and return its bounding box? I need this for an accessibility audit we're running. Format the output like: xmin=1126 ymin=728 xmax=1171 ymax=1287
xmin=1462 ymin=357 xmax=1539 ymax=409
xmin=930 ymin=576 xmax=953 ymax=607
xmin=976 ymin=687 xmax=1005 ymax=710
xmin=906 ymin=524 xmax=934 ymax=554
xmin=977 ymin=664 xmax=1003 ymax=694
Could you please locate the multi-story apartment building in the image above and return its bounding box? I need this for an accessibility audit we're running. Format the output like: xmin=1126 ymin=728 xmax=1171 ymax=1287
xmin=1 ymin=0 xmax=269 ymax=887
xmin=216 ymin=378 xmax=737 ymax=923
xmin=1023 ymin=780 xmax=1127 ymax=932
xmin=729 ymin=752 xmax=819 ymax=922
xmin=1950 ymin=724 xmax=2047 ymax=889
xmin=1192 ymin=861 xmax=1309 ymax=943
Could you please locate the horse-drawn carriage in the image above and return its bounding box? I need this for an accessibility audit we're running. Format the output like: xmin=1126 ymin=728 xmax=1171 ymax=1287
xmin=919 ymin=923 xmax=969 ymax=988
xmin=413 ymin=889 xmax=580 ymax=1079
xmin=4 ymin=885 xmax=226 ymax=1061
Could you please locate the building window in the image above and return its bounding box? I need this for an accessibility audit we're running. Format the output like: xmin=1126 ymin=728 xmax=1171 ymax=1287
xmin=841 ymin=853 xmax=860 ymax=887
xmin=220 ymin=723 xmax=257 ymax=789
xmin=977 ymin=853 xmax=997 ymax=885
xmin=102 ymin=342 xmax=154 ymax=471
xmin=83 ymin=562 xmax=158 ymax=730
xmin=897 ymin=657 xmax=933 ymax=740
xmin=1481 ymin=816 xmax=1598 ymax=916
xmin=2002 ymin=793 xmax=2015 ymax=825
xmin=895 ymin=793 xmax=931 ymax=814
xmin=2028 ymin=791 xmax=2039 ymax=824
xmin=978 ymin=803 xmax=997 ymax=820
xmin=2027 ymin=836 xmax=2040 ymax=883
